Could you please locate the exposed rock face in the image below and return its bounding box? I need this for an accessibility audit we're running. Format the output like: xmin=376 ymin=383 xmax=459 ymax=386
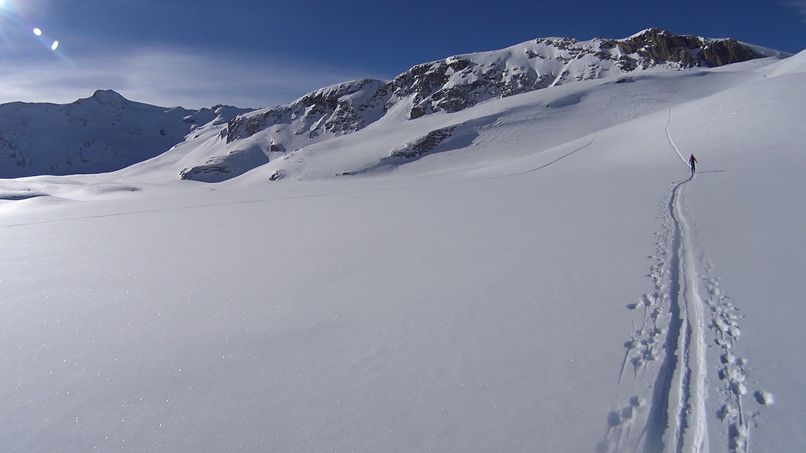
xmin=341 ymin=124 xmax=465 ymax=176
xmin=225 ymin=79 xmax=389 ymax=143
xmin=394 ymin=57 xmax=551 ymax=120
xmin=611 ymin=28 xmax=761 ymax=69
xmin=392 ymin=126 xmax=458 ymax=159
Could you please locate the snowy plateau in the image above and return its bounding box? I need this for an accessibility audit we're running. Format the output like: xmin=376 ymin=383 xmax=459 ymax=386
xmin=0 ymin=29 xmax=804 ymax=452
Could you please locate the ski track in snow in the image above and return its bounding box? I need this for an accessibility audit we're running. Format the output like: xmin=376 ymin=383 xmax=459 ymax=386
xmin=604 ymin=174 xmax=709 ymax=453
xmin=661 ymin=174 xmax=709 ymax=453
xmin=487 ymin=133 xmax=597 ymax=179
xmin=666 ymin=108 xmax=687 ymax=165
xmin=602 ymin=110 xmax=761 ymax=453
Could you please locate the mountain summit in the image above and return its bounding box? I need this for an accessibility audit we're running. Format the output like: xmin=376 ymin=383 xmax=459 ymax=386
xmin=87 ymin=89 xmax=129 ymax=105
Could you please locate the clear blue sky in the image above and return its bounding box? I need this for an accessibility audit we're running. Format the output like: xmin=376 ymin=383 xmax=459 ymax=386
xmin=1 ymin=0 xmax=804 ymax=108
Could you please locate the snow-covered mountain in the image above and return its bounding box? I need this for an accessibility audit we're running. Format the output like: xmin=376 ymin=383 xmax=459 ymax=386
xmin=0 ymin=89 xmax=251 ymax=178
xmin=176 ymin=28 xmax=782 ymax=182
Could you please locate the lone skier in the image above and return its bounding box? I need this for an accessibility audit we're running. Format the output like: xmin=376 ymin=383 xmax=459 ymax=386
xmin=689 ymin=154 xmax=698 ymax=176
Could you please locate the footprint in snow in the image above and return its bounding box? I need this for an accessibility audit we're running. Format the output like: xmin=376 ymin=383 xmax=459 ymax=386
xmin=753 ymin=390 xmax=774 ymax=406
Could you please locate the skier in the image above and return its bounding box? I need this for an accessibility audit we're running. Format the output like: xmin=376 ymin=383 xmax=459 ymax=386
xmin=689 ymin=154 xmax=698 ymax=176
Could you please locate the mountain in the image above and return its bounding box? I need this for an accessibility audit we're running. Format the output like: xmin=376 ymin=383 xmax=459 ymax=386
xmin=176 ymin=28 xmax=781 ymax=182
xmin=0 ymin=90 xmax=252 ymax=178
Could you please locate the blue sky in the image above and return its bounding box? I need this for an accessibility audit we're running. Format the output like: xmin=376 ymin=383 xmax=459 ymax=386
xmin=0 ymin=0 xmax=803 ymax=108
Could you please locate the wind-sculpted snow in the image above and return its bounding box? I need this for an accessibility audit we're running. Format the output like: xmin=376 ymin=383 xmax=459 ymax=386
xmin=178 ymin=145 xmax=270 ymax=183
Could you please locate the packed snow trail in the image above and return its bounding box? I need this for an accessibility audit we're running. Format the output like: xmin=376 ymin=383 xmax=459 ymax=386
xmin=635 ymin=173 xmax=709 ymax=453
xmin=660 ymin=174 xmax=709 ymax=453
xmin=606 ymin=111 xmax=716 ymax=453
xmin=658 ymin=110 xmax=709 ymax=453
xmin=666 ymin=109 xmax=687 ymax=165
xmin=647 ymin=108 xmax=708 ymax=453
xmin=605 ymin=107 xmax=768 ymax=453
xmin=663 ymin=109 xmax=758 ymax=453
xmin=495 ymin=133 xmax=597 ymax=178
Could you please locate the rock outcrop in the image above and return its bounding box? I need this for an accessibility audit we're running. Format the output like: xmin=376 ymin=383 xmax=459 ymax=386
xmin=609 ymin=28 xmax=761 ymax=69
xmin=224 ymin=79 xmax=389 ymax=143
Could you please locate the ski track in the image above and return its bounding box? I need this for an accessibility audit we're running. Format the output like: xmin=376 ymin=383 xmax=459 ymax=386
xmin=662 ymin=175 xmax=709 ymax=453
xmin=605 ymin=175 xmax=709 ymax=453
xmin=666 ymin=108 xmax=686 ymax=165
xmin=603 ymin=109 xmax=761 ymax=453
xmin=487 ymin=132 xmax=597 ymax=179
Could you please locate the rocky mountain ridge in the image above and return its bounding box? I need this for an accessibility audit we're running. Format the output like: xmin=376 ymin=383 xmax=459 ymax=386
xmin=180 ymin=28 xmax=776 ymax=182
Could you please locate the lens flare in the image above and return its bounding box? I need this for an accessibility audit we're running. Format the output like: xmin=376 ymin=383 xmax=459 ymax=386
xmin=50 ymin=40 xmax=59 ymax=50
xmin=33 ymin=27 xmax=42 ymax=36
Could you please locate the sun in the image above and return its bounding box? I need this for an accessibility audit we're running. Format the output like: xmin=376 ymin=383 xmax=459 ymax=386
xmin=0 ymin=1 xmax=66 ymax=54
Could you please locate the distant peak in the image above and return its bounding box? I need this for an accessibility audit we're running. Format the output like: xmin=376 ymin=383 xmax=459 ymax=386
xmin=89 ymin=89 xmax=128 ymax=103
